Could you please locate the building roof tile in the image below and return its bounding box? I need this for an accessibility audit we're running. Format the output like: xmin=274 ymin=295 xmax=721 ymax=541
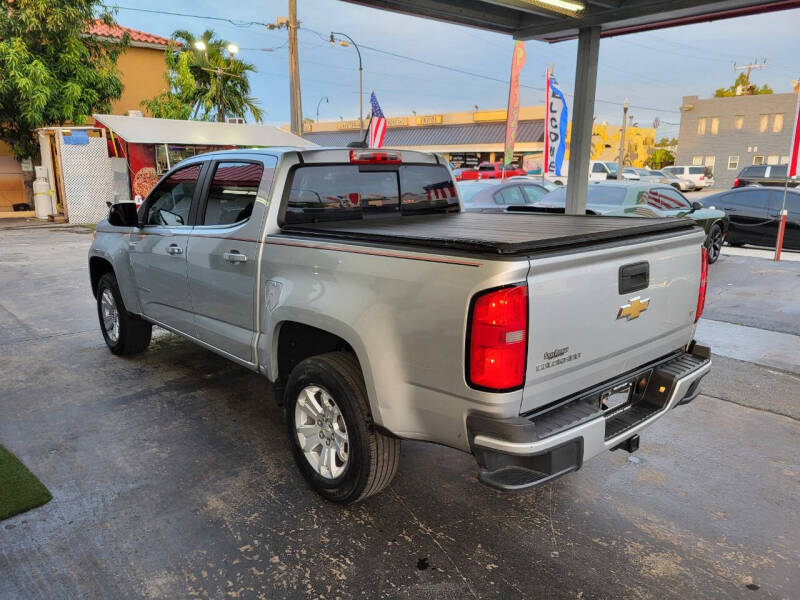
xmin=88 ymin=20 xmax=173 ymax=48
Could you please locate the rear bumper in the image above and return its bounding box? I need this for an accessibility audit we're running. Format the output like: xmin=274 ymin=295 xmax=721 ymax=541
xmin=467 ymin=343 xmax=711 ymax=491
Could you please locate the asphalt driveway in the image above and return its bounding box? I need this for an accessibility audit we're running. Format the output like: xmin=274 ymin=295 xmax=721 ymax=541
xmin=1 ymin=221 xmax=798 ymax=599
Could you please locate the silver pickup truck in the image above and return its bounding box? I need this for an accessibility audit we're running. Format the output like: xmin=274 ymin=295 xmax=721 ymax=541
xmin=89 ymin=147 xmax=711 ymax=504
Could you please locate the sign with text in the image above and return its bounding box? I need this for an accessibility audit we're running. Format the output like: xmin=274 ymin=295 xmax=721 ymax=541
xmin=544 ymin=69 xmax=568 ymax=176
xmin=503 ymin=41 xmax=526 ymax=166
xmin=415 ymin=114 xmax=443 ymax=126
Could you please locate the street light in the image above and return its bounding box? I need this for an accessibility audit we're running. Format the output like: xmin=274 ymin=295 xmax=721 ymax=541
xmin=316 ymin=96 xmax=329 ymax=123
xmin=227 ymin=43 xmax=239 ymax=55
xmin=618 ymin=98 xmax=630 ymax=178
xmin=193 ymin=40 xmax=206 ymax=52
xmin=330 ymin=31 xmax=364 ymax=139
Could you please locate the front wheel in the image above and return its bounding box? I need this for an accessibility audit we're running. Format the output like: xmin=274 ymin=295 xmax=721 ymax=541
xmin=96 ymin=273 xmax=152 ymax=355
xmin=285 ymin=352 xmax=400 ymax=504
xmin=705 ymin=223 xmax=724 ymax=264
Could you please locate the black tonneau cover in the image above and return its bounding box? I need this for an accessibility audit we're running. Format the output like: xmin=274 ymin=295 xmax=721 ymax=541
xmin=279 ymin=212 xmax=696 ymax=255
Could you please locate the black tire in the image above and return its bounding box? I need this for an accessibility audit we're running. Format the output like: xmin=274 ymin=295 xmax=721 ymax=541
xmin=96 ymin=272 xmax=152 ymax=355
xmin=705 ymin=223 xmax=724 ymax=264
xmin=285 ymin=352 xmax=400 ymax=504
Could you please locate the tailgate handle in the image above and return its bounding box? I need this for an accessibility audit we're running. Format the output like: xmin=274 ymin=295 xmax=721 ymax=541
xmin=619 ymin=261 xmax=649 ymax=294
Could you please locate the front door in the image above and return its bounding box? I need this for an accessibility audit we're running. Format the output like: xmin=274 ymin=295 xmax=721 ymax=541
xmin=129 ymin=162 xmax=205 ymax=335
xmin=187 ymin=158 xmax=275 ymax=362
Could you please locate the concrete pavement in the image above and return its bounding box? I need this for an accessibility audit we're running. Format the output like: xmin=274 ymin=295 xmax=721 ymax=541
xmin=0 ymin=222 xmax=798 ymax=599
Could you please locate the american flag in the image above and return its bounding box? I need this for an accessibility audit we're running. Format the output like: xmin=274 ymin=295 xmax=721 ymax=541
xmin=368 ymin=91 xmax=387 ymax=148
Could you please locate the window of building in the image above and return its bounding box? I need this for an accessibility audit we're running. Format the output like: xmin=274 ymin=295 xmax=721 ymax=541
xmin=692 ymin=156 xmax=704 ymax=166
xmin=759 ymin=115 xmax=769 ymax=133
xmin=766 ymin=155 xmax=780 ymax=165
xmin=710 ymin=117 xmax=719 ymax=135
xmin=697 ymin=118 xmax=707 ymax=135
xmin=753 ymin=155 xmax=765 ymax=165
xmin=202 ymin=162 xmax=264 ymax=226
xmin=780 ymin=155 xmax=790 ymax=164
xmin=773 ymin=113 xmax=784 ymax=133
xmin=727 ymin=156 xmax=739 ymax=170
xmin=734 ymin=115 xmax=744 ymax=130
xmin=705 ymin=156 xmax=716 ymax=174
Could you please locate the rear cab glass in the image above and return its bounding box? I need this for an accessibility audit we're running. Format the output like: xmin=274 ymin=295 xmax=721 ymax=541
xmin=283 ymin=164 xmax=457 ymax=225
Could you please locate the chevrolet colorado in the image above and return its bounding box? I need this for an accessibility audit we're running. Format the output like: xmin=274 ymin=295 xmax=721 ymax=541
xmin=89 ymin=147 xmax=711 ymax=504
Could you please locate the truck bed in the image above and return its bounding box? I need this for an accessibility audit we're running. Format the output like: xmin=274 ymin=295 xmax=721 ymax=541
xmin=279 ymin=212 xmax=696 ymax=255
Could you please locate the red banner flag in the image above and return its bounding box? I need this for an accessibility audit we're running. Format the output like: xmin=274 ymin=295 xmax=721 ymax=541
xmin=788 ymin=92 xmax=800 ymax=179
xmin=503 ymin=41 xmax=526 ymax=167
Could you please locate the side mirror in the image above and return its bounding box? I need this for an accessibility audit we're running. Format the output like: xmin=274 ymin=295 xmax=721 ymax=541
xmin=690 ymin=201 xmax=703 ymax=212
xmin=108 ymin=202 xmax=141 ymax=227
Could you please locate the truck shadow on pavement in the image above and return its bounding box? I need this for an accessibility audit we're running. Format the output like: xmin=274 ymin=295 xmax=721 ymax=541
xmin=3 ymin=330 xmax=797 ymax=600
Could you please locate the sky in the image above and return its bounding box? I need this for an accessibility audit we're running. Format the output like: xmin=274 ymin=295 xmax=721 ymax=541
xmin=106 ymin=1 xmax=800 ymax=138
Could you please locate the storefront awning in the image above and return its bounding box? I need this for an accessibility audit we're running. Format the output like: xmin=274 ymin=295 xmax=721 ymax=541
xmin=304 ymin=120 xmax=543 ymax=148
xmin=93 ymin=114 xmax=315 ymax=148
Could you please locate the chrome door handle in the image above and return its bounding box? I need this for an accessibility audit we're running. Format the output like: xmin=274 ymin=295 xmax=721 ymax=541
xmin=166 ymin=244 xmax=183 ymax=256
xmin=223 ymin=252 xmax=247 ymax=264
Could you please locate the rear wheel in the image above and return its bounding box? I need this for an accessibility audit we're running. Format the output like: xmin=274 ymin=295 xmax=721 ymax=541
xmin=285 ymin=352 xmax=400 ymax=504
xmin=96 ymin=273 xmax=152 ymax=355
xmin=705 ymin=223 xmax=724 ymax=264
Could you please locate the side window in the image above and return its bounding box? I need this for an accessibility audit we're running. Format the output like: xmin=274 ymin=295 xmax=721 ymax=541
xmin=496 ymin=186 xmax=525 ymax=205
xmin=202 ymin=161 xmax=264 ymax=226
xmin=642 ymin=187 xmax=689 ymax=210
xmin=521 ymin=185 xmax=547 ymax=203
xmin=592 ymin=163 xmax=606 ymax=174
xmin=739 ymin=190 xmax=771 ymax=211
xmin=145 ymin=163 xmax=203 ymax=226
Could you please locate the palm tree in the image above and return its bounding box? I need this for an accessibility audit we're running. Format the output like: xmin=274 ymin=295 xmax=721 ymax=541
xmin=172 ymin=29 xmax=263 ymax=123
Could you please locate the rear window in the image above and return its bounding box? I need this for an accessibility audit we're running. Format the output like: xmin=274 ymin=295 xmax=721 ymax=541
xmin=770 ymin=165 xmax=787 ymax=178
xmin=478 ymin=164 xmax=496 ymax=171
xmin=741 ymin=166 xmax=767 ymax=178
xmin=284 ymin=164 xmax=457 ymax=224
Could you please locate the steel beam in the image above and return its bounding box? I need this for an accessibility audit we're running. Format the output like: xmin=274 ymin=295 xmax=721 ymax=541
xmin=565 ymin=26 xmax=600 ymax=216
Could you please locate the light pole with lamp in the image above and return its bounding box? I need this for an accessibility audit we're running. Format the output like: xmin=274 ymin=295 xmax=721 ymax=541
xmin=330 ymin=32 xmax=363 ymax=139
xmin=316 ymin=96 xmax=329 ymax=123
xmin=617 ymin=99 xmax=629 ymax=179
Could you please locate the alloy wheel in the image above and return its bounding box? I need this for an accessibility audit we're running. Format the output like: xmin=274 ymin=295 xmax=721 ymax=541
xmin=100 ymin=288 xmax=120 ymax=343
xmin=294 ymin=385 xmax=349 ymax=479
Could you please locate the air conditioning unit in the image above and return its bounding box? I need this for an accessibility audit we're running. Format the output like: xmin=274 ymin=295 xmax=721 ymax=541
xmin=227 ymin=117 xmax=246 ymax=124
xmin=126 ymin=110 xmax=144 ymax=118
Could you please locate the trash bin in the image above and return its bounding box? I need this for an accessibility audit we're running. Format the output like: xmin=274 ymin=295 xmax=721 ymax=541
xmin=33 ymin=177 xmax=52 ymax=219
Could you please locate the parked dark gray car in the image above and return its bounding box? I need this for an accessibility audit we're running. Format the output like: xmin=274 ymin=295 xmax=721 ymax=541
xmin=704 ymin=186 xmax=800 ymax=250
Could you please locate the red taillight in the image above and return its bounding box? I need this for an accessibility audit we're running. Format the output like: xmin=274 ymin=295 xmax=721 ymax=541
xmin=695 ymin=246 xmax=708 ymax=322
xmin=699 ymin=175 xmax=705 ymax=181
xmin=349 ymin=150 xmax=401 ymax=164
xmin=467 ymin=284 xmax=528 ymax=391
xmin=733 ymin=178 xmax=740 ymax=187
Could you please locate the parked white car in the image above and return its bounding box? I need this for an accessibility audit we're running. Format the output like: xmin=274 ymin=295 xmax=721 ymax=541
xmin=663 ymin=165 xmax=714 ymax=189
xmin=589 ymin=161 xmax=639 ymax=181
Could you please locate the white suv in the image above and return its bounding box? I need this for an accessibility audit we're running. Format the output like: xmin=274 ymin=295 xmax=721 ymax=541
xmin=663 ymin=165 xmax=714 ymax=189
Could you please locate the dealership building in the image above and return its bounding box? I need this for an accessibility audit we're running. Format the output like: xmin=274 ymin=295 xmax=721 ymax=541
xmin=301 ymin=105 xmax=656 ymax=172
xmin=675 ymin=91 xmax=799 ymax=189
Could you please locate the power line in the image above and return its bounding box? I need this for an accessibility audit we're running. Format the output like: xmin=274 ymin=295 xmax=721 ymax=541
xmin=105 ymin=3 xmax=681 ymax=114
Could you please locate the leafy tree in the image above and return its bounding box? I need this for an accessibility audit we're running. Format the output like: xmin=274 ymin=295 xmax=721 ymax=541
xmin=0 ymin=1 xmax=125 ymax=160
xmin=647 ymin=148 xmax=675 ymax=170
xmin=655 ymin=137 xmax=677 ymax=147
xmin=714 ymin=72 xmax=773 ymax=97
xmin=144 ymin=29 xmax=263 ymax=123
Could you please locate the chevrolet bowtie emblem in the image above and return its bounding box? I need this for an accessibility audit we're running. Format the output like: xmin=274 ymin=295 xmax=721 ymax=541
xmin=617 ymin=296 xmax=650 ymax=320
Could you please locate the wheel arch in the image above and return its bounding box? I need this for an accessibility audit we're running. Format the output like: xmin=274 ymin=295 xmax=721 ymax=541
xmin=89 ymin=256 xmax=115 ymax=298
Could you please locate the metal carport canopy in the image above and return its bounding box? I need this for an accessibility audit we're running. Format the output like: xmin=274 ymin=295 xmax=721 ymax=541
xmin=342 ymin=0 xmax=799 ymax=214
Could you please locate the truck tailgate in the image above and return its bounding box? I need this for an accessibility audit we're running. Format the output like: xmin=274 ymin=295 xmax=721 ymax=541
xmin=520 ymin=229 xmax=704 ymax=414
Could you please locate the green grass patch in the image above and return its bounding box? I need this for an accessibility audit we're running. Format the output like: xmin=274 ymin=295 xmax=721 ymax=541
xmin=0 ymin=444 xmax=52 ymax=521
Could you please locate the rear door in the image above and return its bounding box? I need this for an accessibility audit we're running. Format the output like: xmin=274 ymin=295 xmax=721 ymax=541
xmin=186 ymin=157 xmax=276 ymax=362
xmin=129 ymin=162 xmax=205 ymax=334
xmin=520 ymin=232 xmax=702 ymax=413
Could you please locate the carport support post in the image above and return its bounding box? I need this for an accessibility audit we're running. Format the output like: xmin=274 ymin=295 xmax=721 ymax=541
xmin=565 ymin=26 xmax=600 ymax=216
